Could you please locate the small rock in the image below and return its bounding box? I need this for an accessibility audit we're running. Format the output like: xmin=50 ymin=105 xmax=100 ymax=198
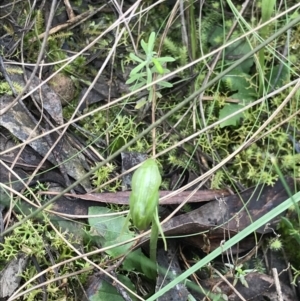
xmin=48 ymin=73 xmax=76 ymax=106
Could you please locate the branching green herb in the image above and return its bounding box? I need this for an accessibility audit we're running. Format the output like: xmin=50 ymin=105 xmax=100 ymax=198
xmin=126 ymin=32 xmax=175 ymax=108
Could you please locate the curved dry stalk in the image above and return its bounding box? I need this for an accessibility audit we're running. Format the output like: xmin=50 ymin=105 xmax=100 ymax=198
xmin=1 ymin=3 xmax=298 ymax=158
xmin=8 ymin=222 xmax=154 ymax=301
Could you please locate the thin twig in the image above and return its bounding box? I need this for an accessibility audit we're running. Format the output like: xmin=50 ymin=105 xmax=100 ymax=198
xmin=212 ymin=267 xmax=247 ymax=301
xmin=272 ymin=268 xmax=284 ymax=301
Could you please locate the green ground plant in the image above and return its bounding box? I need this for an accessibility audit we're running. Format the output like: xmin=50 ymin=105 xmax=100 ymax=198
xmin=128 ymin=159 xmax=166 ymax=269
xmin=0 ymin=214 xmax=91 ymax=301
xmin=156 ymin=2 xmax=300 ymax=189
xmin=126 ymin=32 xmax=175 ymax=109
xmin=2 ymin=0 xmax=300 ymax=300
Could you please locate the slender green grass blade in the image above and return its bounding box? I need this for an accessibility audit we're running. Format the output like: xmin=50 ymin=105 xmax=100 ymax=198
xmin=147 ymin=191 xmax=300 ymax=301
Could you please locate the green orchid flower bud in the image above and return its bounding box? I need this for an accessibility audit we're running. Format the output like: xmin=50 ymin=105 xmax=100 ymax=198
xmin=129 ymin=158 xmax=161 ymax=230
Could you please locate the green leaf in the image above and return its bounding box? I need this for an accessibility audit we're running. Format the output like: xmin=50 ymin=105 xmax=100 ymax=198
xmin=88 ymin=207 xmax=134 ymax=257
xmin=155 ymin=91 xmax=162 ymax=98
xmin=262 ymin=0 xmax=276 ymax=23
xmin=156 ymin=81 xmax=173 ymax=88
xmin=90 ymin=274 xmax=137 ymax=301
xmin=152 ymin=57 xmax=164 ymax=74
xmin=281 ymin=216 xmax=294 ymax=229
xmin=129 ymin=53 xmax=144 ymax=63
xmin=154 ymin=56 xmax=176 ymax=63
xmin=135 ymin=98 xmax=147 ymax=109
xmin=219 ymin=103 xmax=244 ymax=128
xmin=147 ymin=32 xmax=156 ymax=54
xmin=266 ymin=64 xmax=290 ymax=90
xmin=129 ymin=81 xmax=147 ymax=91
xmin=130 ymin=61 xmax=147 ymax=76
xmin=148 ymin=86 xmax=154 ymax=101
xmin=122 ymin=248 xmax=155 ymax=278
xmin=221 ymin=71 xmax=256 ymax=98
xmin=225 ymin=40 xmax=253 ymax=73
xmin=141 ymin=39 xmax=148 ymax=54
xmin=146 ymin=67 xmax=153 ymax=86
xmin=126 ymin=72 xmax=146 ymax=84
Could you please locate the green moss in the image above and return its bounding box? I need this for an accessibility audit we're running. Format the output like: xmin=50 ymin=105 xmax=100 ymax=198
xmin=0 ymin=214 xmax=93 ymax=301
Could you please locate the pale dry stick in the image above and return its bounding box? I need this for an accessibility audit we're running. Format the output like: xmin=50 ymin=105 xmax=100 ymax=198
xmin=211 ymin=267 xmax=247 ymax=301
xmin=0 ymin=0 xmax=17 ymax=18
xmin=2 ymin=10 xmax=300 ymax=237
xmin=8 ymin=225 xmax=153 ymax=301
xmin=0 ymin=180 xmax=128 ymax=221
xmin=4 ymin=0 xmax=48 ymax=222
xmin=88 ymin=145 xmax=107 ymax=162
xmin=158 ymin=0 xmax=180 ymax=52
xmin=7 ymin=76 xmax=49 ymax=226
xmin=74 ymin=78 xmax=299 ymax=196
xmin=5 ymin=57 xmax=86 ymax=67
xmin=28 ymin=4 xmax=106 ymax=42
xmin=0 ymin=181 xmax=44 ymax=213
xmin=3 ymin=0 xmax=57 ymax=224
xmin=0 ymin=0 xmax=56 ymax=115
xmin=63 ymin=0 xmax=76 ymax=20
xmin=197 ymin=0 xmax=251 ymax=130
xmin=0 ymin=178 xmax=129 ymax=221
xmin=153 ymin=1 xmax=180 ymax=156
xmin=180 ymin=0 xmax=189 ymax=59
xmin=7 ymin=183 xmax=209 ymax=299
xmin=198 ymin=0 xmax=210 ymax=71
xmin=159 ymin=78 xmax=300 ymax=214
xmin=9 ymin=267 xmax=92 ymax=301
xmin=2 ymin=3 xmax=298 ymax=154
xmin=50 ymin=220 xmax=141 ymax=300
xmin=33 ymin=28 xmax=126 ymax=183
xmin=3 ymin=12 xmax=136 ymax=198
xmin=0 ymin=0 xmax=141 ymax=117
xmin=252 ymin=108 xmax=300 ymax=144
xmin=111 ymin=0 xmax=138 ymax=54
xmin=0 ymin=2 xmax=295 ymax=132
xmin=45 ymin=209 xmax=129 ymax=220
xmin=272 ymin=268 xmax=284 ymax=301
